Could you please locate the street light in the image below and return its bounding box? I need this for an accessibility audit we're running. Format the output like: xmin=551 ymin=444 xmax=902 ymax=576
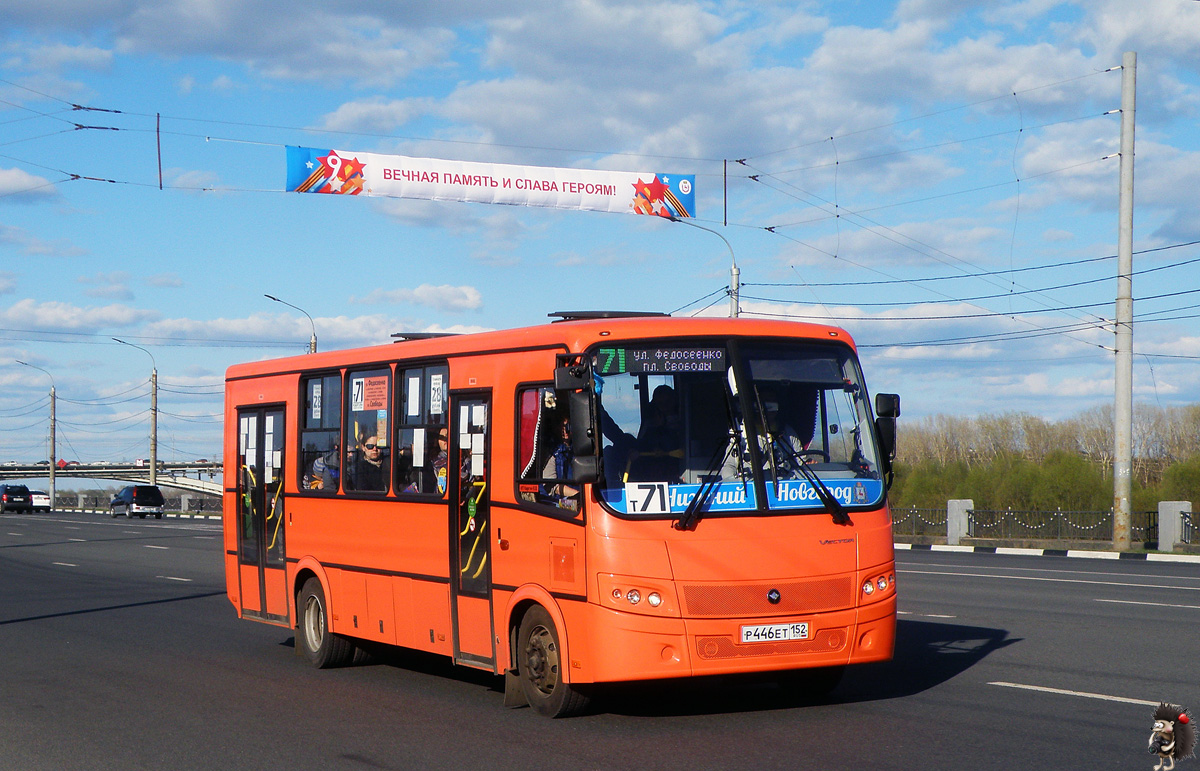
xmin=16 ymin=360 xmax=55 ymax=509
xmin=111 ymin=338 xmax=157 ymax=486
xmin=668 ymin=215 xmax=740 ymax=318
xmin=265 ymin=294 xmax=317 ymax=353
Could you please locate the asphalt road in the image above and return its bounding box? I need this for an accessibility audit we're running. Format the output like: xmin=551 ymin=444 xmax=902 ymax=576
xmin=2 ymin=511 xmax=1197 ymax=770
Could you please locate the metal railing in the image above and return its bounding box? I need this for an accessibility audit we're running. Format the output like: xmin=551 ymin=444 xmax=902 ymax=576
xmin=963 ymin=508 xmax=1160 ymax=544
xmin=892 ymin=507 xmax=948 ymax=538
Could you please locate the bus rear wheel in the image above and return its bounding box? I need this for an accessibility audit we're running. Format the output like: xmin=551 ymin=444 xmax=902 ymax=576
xmin=297 ymin=577 xmax=353 ymax=668
xmin=517 ymin=606 xmax=590 ymax=718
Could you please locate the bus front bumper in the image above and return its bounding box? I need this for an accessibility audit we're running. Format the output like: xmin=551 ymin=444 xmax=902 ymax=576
xmin=578 ymin=595 xmax=895 ymax=684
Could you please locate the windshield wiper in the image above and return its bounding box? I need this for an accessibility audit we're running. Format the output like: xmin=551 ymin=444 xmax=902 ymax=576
xmin=775 ymin=440 xmax=851 ymax=526
xmin=750 ymin=385 xmax=782 ymax=498
xmin=750 ymin=382 xmax=850 ymax=526
xmin=675 ymin=378 xmax=743 ymax=532
xmin=674 ymin=432 xmax=737 ymax=531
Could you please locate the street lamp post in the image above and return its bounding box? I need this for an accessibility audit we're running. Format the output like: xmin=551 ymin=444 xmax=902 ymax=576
xmin=668 ymin=216 xmax=740 ymax=318
xmin=265 ymin=294 xmax=317 ymax=353
xmin=16 ymin=360 xmax=55 ymax=509
xmin=112 ymin=339 xmax=157 ymax=486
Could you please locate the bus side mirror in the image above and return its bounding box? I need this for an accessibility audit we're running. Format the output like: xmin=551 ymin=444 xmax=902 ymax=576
xmin=556 ymin=361 xmax=601 ymax=485
xmin=555 ymin=364 xmax=590 ymax=392
xmin=567 ymin=389 xmax=596 ymax=458
xmin=873 ymin=393 xmax=899 ymax=486
xmin=572 ymin=455 xmax=600 ymax=484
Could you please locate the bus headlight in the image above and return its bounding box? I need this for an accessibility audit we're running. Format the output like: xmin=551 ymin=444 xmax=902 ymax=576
xmin=597 ymin=575 xmax=679 ymax=617
xmin=860 ymin=570 xmax=895 ymax=602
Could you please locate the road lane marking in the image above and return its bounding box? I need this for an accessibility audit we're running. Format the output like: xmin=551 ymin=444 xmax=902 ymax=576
xmin=143 ymin=545 xmax=169 ymax=550
xmin=899 ymin=568 xmax=1200 ymax=592
xmin=68 ymin=538 xmax=87 ymax=542
xmin=989 ymin=681 xmax=1157 ymax=706
xmin=1096 ymin=598 xmax=1200 ymax=610
xmin=898 ymin=611 xmax=958 ymax=618
xmin=899 ymin=560 xmax=1200 ymax=582
xmin=157 ymin=576 xmax=193 ymax=582
xmin=52 ymin=562 xmax=77 ymax=567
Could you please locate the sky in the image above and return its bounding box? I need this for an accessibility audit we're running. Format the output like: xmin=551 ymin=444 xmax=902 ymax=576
xmin=2 ymin=0 xmax=1200 ymax=468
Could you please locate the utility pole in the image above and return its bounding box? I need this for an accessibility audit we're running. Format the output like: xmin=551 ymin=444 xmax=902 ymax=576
xmin=150 ymin=365 xmax=158 ymax=486
xmin=1113 ymin=51 xmax=1136 ymax=551
xmin=17 ymin=360 xmax=55 ymax=508
xmin=112 ymin=338 xmax=158 ymax=487
xmin=265 ymin=294 xmax=318 ymax=353
xmin=668 ymin=215 xmax=740 ymax=318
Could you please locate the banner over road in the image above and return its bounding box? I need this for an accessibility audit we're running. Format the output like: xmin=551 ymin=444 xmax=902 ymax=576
xmin=286 ymin=146 xmax=695 ymax=218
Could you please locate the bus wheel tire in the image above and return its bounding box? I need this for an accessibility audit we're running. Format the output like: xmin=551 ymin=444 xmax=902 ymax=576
xmin=297 ymin=577 xmax=353 ymax=669
xmin=517 ymin=606 xmax=590 ymax=718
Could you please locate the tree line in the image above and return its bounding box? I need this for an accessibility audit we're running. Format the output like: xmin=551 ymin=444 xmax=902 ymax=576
xmin=889 ymin=403 xmax=1200 ymax=512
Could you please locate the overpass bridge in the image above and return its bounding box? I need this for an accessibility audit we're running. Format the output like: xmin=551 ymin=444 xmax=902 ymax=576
xmin=0 ymin=462 xmax=223 ymax=496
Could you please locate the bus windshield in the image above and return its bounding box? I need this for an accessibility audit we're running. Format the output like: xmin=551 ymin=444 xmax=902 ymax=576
xmin=594 ymin=339 xmax=886 ymax=517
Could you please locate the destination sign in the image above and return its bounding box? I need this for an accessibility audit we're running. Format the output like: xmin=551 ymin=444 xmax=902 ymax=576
xmin=596 ymin=346 xmax=726 ymax=375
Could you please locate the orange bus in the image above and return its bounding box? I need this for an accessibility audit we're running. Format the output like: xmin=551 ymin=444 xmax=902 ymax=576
xmin=223 ymin=312 xmax=900 ymax=716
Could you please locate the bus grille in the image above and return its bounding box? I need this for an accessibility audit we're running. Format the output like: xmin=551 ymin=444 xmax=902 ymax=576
xmin=680 ymin=577 xmax=854 ymax=617
xmin=695 ymin=628 xmax=847 ymax=660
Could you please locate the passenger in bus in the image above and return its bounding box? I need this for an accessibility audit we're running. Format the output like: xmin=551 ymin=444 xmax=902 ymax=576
xmin=542 ymin=415 xmax=580 ymax=509
xmin=628 ymin=384 xmax=684 ymax=482
xmin=309 ymin=444 xmax=340 ymax=490
xmin=725 ymin=388 xmax=817 ymax=480
xmin=431 ymin=429 xmax=450 ymax=495
xmin=346 ymin=433 xmax=387 ymax=491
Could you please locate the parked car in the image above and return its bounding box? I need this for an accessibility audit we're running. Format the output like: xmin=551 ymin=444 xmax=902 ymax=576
xmin=0 ymin=483 xmax=33 ymax=513
xmin=110 ymin=485 xmax=165 ymax=519
xmin=29 ymin=490 xmax=51 ymax=512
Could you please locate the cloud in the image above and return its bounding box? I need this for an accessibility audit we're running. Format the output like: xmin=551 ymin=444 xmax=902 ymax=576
xmin=0 ymin=272 xmax=15 ymax=294
xmin=0 ymin=224 xmax=84 ymax=257
xmin=0 ymin=168 xmax=58 ymax=201
xmin=145 ymin=273 xmax=183 ymax=288
xmin=0 ymin=298 xmax=159 ymax=330
xmin=114 ymin=3 xmax=459 ymax=88
xmin=23 ymin=42 xmax=112 ymax=72
xmin=318 ymin=97 xmax=432 ymax=134
xmin=166 ymin=168 xmax=226 ymax=193
xmin=78 ymin=272 xmax=134 ymax=300
xmin=351 ymin=284 xmax=483 ymax=312
xmin=142 ymin=312 xmax=419 ymax=351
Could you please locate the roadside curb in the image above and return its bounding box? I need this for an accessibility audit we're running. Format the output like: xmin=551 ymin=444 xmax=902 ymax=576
xmin=48 ymin=508 xmax=221 ymax=520
xmin=895 ymin=542 xmax=1200 ymax=564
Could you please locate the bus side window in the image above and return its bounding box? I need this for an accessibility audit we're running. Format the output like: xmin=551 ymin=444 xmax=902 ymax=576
xmin=299 ymin=373 xmax=341 ymax=493
xmin=344 ymin=367 xmax=391 ymax=494
xmin=396 ymin=363 xmax=449 ymax=496
xmin=517 ymin=386 xmax=580 ymax=512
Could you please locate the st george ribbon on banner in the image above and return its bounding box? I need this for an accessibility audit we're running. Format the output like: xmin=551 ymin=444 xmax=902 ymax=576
xmin=286 ymin=146 xmax=695 ymax=218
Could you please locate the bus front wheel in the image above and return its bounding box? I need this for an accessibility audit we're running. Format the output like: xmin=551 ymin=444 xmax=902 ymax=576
xmin=297 ymin=577 xmax=354 ymax=668
xmin=517 ymin=606 xmax=590 ymax=718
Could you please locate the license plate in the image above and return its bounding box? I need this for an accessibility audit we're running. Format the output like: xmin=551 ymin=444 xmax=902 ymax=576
xmin=740 ymin=622 xmax=810 ymax=643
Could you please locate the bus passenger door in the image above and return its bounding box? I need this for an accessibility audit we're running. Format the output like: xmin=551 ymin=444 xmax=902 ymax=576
xmin=450 ymin=393 xmax=495 ymax=668
xmin=236 ymin=407 xmax=290 ymax=626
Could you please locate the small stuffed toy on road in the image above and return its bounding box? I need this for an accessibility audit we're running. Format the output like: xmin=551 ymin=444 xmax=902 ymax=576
xmin=1149 ymin=703 xmax=1196 ymax=771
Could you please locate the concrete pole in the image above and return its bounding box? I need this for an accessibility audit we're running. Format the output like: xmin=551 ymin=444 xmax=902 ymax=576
xmin=1113 ymin=51 xmax=1136 ymax=551
xmin=150 ymin=367 xmax=158 ymax=486
xmin=730 ymin=262 xmax=740 ymax=318
xmin=48 ymin=385 xmax=56 ymax=509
